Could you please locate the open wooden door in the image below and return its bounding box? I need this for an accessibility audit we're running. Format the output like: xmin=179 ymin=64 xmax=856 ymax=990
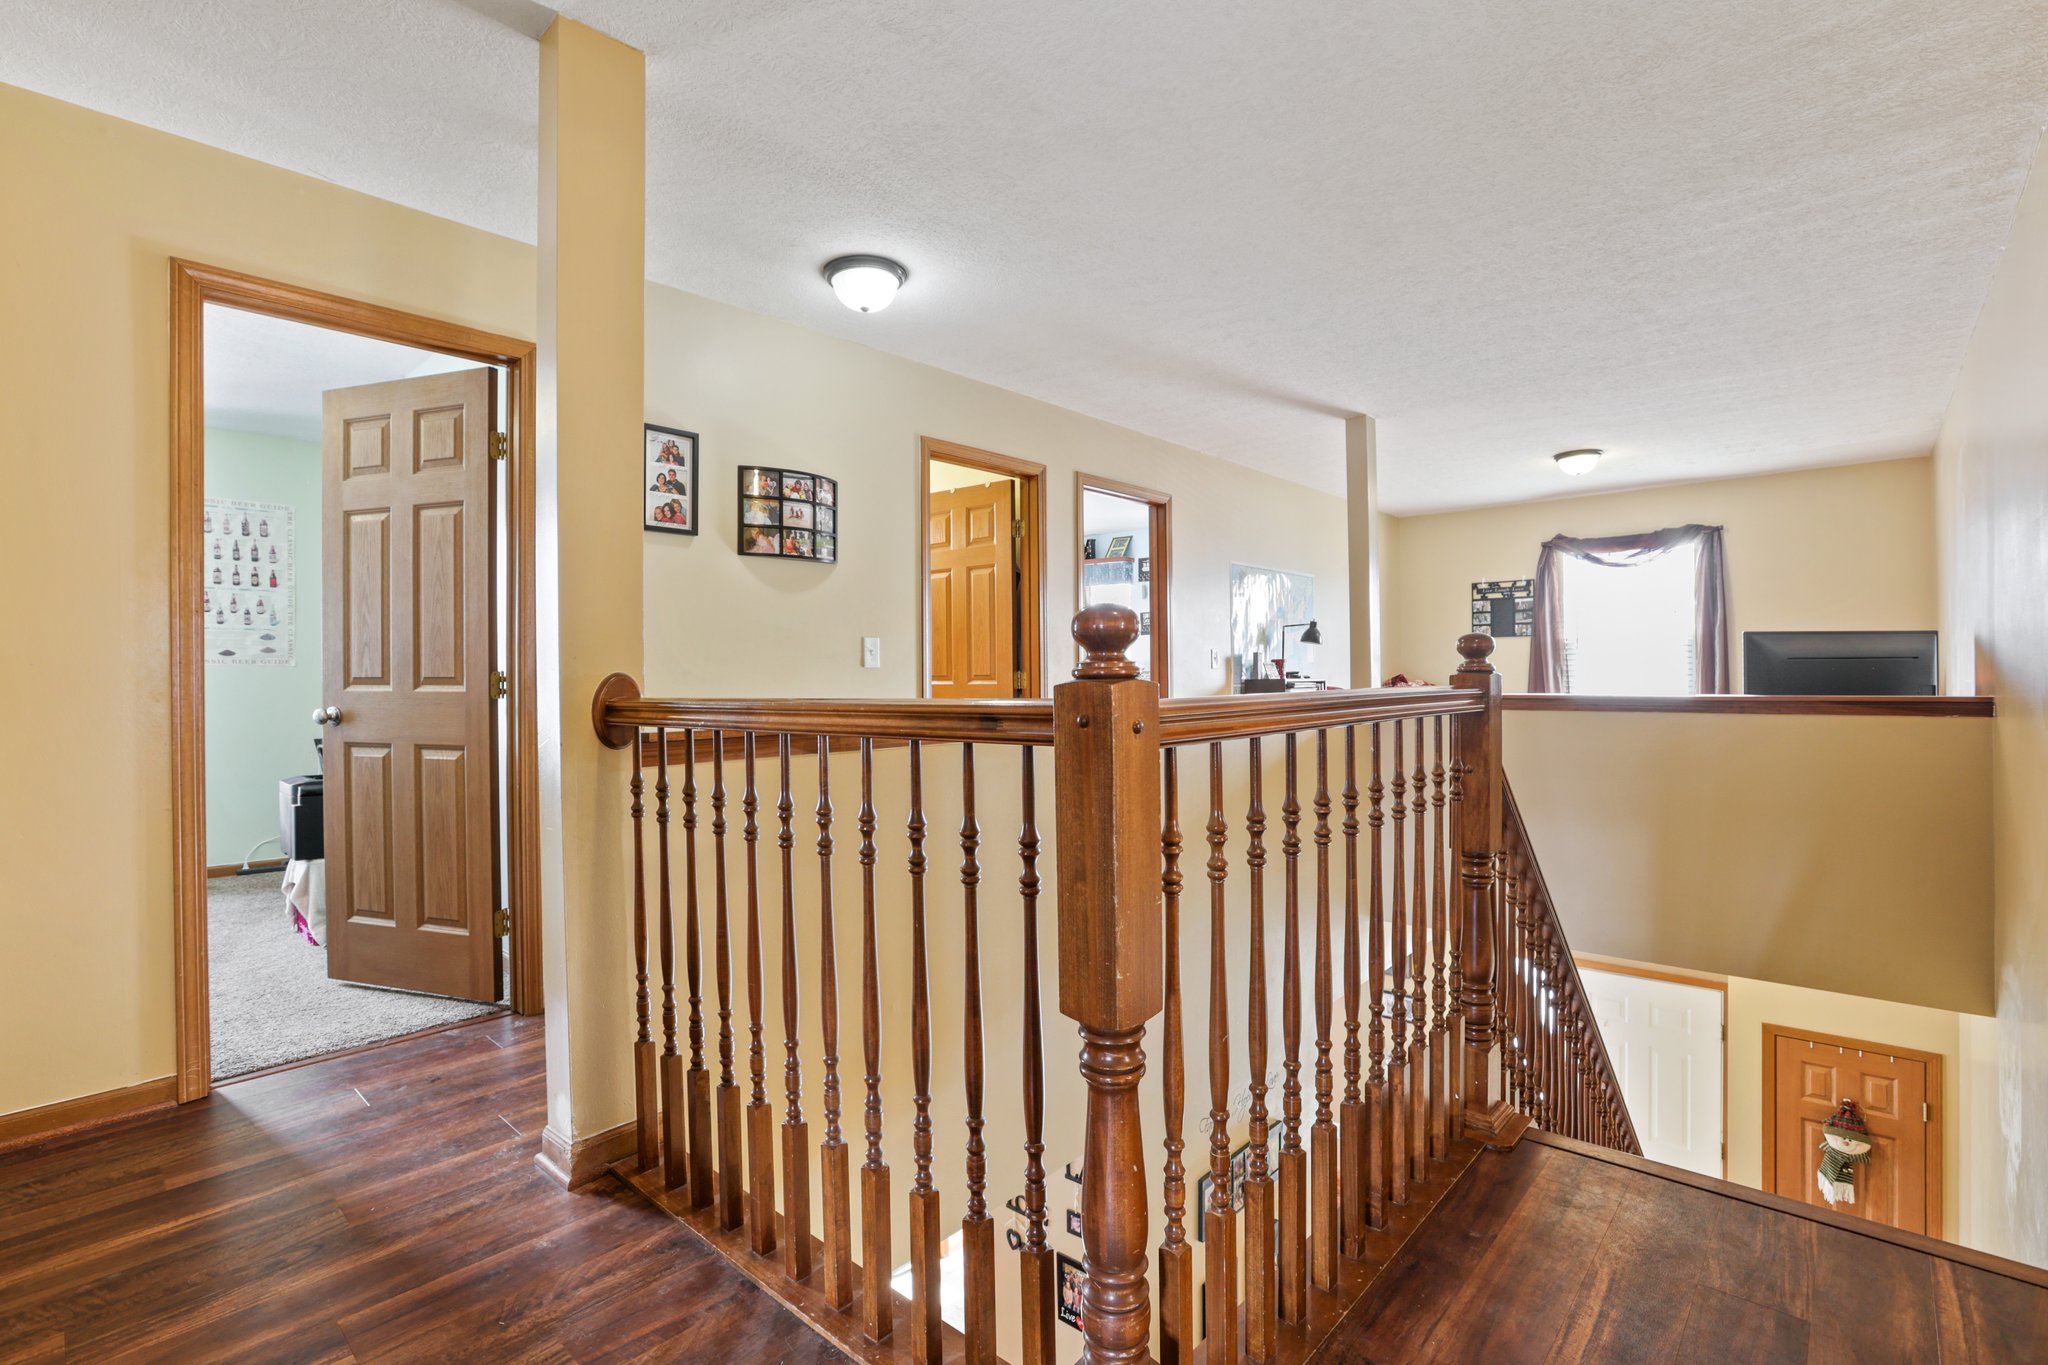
xmin=320 ymin=370 xmax=501 ymax=1003
xmin=929 ymin=479 xmax=1017 ymax=699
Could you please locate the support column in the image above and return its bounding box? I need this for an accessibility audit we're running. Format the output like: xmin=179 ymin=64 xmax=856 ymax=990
xmin=535 ymin=18 xmax=648 ymax=1173
xmin=1344 ymin=415 xmax=1383 ymax=688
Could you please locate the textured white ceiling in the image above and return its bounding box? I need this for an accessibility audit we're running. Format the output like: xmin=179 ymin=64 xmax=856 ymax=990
xmin=204 ymin=305 xmax=485 ymax=441
xmin=9 ymin=1 xmax=2045 ymax=510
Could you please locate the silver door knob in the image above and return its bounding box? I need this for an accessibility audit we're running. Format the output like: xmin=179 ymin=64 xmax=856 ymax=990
xmin=311 ymin=705 xmax=342 ymax=726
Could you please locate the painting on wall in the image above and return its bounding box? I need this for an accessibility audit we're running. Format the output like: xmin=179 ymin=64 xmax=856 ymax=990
xmin=645 ymin=424 xmax=700 ymax=534
xmin=1229 ymin=563 xmax=1313 ymax=687
xmin=203 ymin=497 xmax=293 ymax=665
xmin=1470 ymin=578 xmax=1535 ymax=637
xmin=738 ymin=465 xmax=838 ymax=562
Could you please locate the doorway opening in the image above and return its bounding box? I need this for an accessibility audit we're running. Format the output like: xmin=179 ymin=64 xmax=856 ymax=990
xmin=919 ymin=437 xmax=1045 ymax=699
xmin=170 ymin=263 xmax=540 ymax=1099
xmin=1076 ymin=474 xmax=1171 ymax=694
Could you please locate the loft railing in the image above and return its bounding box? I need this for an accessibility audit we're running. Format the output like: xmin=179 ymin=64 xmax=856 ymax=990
xmin=591 ymin=608 xmax=1632 ymax=1365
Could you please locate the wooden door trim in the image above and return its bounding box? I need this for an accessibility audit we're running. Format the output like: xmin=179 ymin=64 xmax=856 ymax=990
xmin=1576 ymin=955 xmax=1729 ymax=1176
xmin=917 ymin=437 xmax=1045 ymax=698
xmin=170 ymin=260 xmax=542 ymax=1105
xmin=1760 ymin=1021 xmax=1943 ymax=1239
xmin=1074 ymin=471 xmax=1172 ymax=696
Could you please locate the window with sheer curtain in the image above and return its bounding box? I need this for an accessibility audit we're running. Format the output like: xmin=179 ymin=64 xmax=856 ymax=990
xmin=1528 ymin=524 xmax=1729 ymax=695
xmin=1556 ymin=542 xmax=1699 ymax=694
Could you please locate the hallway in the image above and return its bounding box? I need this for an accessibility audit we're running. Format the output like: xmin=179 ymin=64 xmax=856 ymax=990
xmin=0 ymin=1016 xmax=839 ymax=1362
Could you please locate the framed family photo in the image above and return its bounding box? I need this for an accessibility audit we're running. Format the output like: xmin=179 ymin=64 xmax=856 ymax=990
xmin=644 ymin=424 xmax=699 ymax=535
xmin=1056 ymin=1252 xmax=1086 ymax=1330
xmin=737 ymin=465 xmax=839 ymax=562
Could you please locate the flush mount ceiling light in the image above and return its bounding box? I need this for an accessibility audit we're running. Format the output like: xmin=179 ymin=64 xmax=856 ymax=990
xmin=1553 ymin=448 xmax=1603 ymax=476
xmin=822 ymin=255 xmax=908 ymax=313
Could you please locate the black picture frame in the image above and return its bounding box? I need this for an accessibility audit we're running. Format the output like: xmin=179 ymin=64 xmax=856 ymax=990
xmin=645 ymin=424 xmax=699 ymax=535
xmin=1056 ymin=1252 xmax=1087 ymax=1330
xmin=1066 ymin=1207 xmax=1083 ymax=1238
xmin=737 ymin=465 xmax=838 ymax=562
xmin=1192 ymin=1138 xmax=1262 ymax=1242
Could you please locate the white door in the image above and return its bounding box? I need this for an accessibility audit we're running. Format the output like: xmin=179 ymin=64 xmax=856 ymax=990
xmin=1581 ymin=967 xmax=1724 ymax=1176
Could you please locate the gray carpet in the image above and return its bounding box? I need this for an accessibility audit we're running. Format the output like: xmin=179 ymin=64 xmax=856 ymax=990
xmin=207 ymin=872 xmax=501 ymax=1080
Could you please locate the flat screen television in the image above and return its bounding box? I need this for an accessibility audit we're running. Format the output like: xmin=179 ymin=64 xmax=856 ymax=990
xmin=1743 ymin=631 xmax=1937 ymax=696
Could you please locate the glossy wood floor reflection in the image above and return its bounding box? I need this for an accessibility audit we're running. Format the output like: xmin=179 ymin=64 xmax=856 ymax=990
xmin=0 ymin=1016 xmax=845 ymax=1363
xmin=1315 ymin=1132 xmax=2048 ymax=1364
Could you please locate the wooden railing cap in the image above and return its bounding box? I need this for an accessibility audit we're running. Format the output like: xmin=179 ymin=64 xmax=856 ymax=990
xmin=1073 ymin=604 xmax=1142 ymax=680
xmin=1455 ymin=633 xmax=1496 ymax=675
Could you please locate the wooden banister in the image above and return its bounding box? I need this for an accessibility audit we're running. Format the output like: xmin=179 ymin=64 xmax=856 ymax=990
xmin=592 ymin=617 xmax=1641 ymax=1365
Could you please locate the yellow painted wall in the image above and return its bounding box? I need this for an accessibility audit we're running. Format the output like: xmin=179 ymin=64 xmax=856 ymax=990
xmin=1507 ymin=709 xmax=1993 ymax=1015
xmin=639 ymin=292 xmax=1351 ymax=703
xmin=0 ymin=78 xmax=1350 ymax=1149
xmin=1383 ymin=458 xmax=1941 ymax=689
xmin=0 ymin=81 xmax=535 ymax=1118
xmin=1932 ymin=143 xmax=2048 ymax=1268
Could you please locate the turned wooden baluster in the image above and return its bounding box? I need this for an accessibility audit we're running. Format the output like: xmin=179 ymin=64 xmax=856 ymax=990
xmin=1055 ymin=607 xmax=1162 ymax=1365
xmin=1366 ymin=724 xmax=1388 ymax=1228
xmin=1452 ymin=635 xmax=1511 ymax=1142
xmin=712 ymin=734 xmax=745 ymax=1229
xmin=1407 ymin=719 xmax=1428 ymax=1183
xmin=858 ymin=739 xmax=890 ymax=1339
xmin=778 ymin=736 xmax=813 ymax=1281
xmin=906 ymin=740 xmax=942 ymax=1363
xmin=1339 ymin=726 xmax=1368 ymax=1257
xmin=1310 ymin=730 xmax=1338 ymax=1291
xmin=1445 ymin=745 xmax=1467 ymax=1148
xmin=960 ymin=745 xmax=995 ymax=1364
xmin=1429 ymin=717 xmax=1451 ymax=1160
xmin=1019 ymin=747 xmax=1055 ymax=1365
xmin=684 ymin=731 xmax=714 ymax=1207
xmin=1204 ymin=743 xmax=1239 ymax=1365
xmin=817 ymin=739 xmax=853 ymax=1308
xmin=657 ymin=731 xmax=687 ymax=1188
xmin=1244 ymin=736 xmax=1276 ymax=1362
xmin=744 ymin=735 xmax=776 ymax=1254
xmin=1157 ymin=748 xmax=1194 ymax=1365
xmin=631 ymin=735 xmax=658 ymax=1172
xmin=1386 ymin=723 xmax=1408 ymax=1206
xmin=1277 ymin=735 xmax=1307 ymax=1325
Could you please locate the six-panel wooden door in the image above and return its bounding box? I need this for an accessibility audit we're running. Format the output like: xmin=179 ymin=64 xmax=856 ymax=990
xmin=928 ymin=479 xmax=1017 ymax=699
xmin=321 ymin=370 xmax=501 ymax=1003
xmin=1767 ymin=1027 xmax=1935 ymax=1235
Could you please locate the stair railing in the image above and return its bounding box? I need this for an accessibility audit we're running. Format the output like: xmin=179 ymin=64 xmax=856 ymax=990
xmin=591 ymin=610 xmax=1634 ymax=1365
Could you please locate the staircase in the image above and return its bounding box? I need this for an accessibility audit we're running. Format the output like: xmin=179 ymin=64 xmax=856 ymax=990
xmin=582 ymin=611 xmax=1693 ymax=1363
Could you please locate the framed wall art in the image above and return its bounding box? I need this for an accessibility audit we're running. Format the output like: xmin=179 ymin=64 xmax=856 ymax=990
xmin=1470 ymin=577 xmax=1535 ymax=637
xmin=645 ymin=424 xmax=699 ymax=535
xmin=738 ymin=465 xmax=838 ymax=562
xmin=1056 ymin=1252 xmax=1087 ymax=1330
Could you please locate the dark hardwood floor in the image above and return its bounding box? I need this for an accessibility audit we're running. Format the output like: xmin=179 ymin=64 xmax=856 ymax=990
xmin=0 ymin=1016 xmax=846 ymax=1363
xmin=1316 ymin=1131 xmax=2048 ymax=1364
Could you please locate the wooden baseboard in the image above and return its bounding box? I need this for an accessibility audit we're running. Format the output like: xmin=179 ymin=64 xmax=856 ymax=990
xmin=0 ymin=1076 xmax=179 ymax=1153
xmin=536 ymin=1120 xmax=638 ymax=1190
xmin=206 ymin=858 xmax=289 ymax=879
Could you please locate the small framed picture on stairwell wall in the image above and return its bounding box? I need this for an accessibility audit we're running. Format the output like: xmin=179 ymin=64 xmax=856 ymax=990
xmin=644 ymin=423 xmax=699 ymax=535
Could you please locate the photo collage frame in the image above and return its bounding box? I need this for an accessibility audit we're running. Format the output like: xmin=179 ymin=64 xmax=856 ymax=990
xmin=644 ymin=424 xmax=700 ymax=535
xmin=739 ymin=465 xmax=838 ymax=562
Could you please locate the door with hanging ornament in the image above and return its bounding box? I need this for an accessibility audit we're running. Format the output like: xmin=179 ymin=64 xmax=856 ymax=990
xmin=1763 ymin=1024 xmax=1939 ymax=1236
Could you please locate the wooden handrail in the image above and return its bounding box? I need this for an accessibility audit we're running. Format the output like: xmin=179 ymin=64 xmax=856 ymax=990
xmin=594 ymin=613 xmax=1649 ymax=1365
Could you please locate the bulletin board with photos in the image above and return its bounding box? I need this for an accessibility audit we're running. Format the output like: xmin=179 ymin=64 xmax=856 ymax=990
xmin=738 ymin=465 xmax=838 ymax=562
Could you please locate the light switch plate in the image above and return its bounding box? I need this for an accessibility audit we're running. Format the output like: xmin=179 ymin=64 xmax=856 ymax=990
xmin=862 ymin=636 xmax=882 ymax=669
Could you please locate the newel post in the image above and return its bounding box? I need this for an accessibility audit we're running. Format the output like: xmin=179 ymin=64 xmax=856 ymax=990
xmin=1054 ymin=606 xmax=1163 ymax=1365
xmin=1450 ymin=635 xmax=1514 ymax=1141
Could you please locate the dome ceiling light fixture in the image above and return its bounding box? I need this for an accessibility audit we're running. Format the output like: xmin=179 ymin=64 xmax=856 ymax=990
xmin=1553 ymin=447 xmax=1603 ymax=477
xmin=822 ymin=254 xmax=908 ymax=313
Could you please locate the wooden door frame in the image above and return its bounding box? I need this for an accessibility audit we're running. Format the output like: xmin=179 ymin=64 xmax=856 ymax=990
xmin=170 ymin=260 xmax=542 ymax=1103
xmin=1760 ymin=1021 xmax=1944 ymax=1237
xmin=1074 ymin=471 xmax=1172 ymax=696
xmin=1576 ymin=954 xmax=1728 ymax=1176
xmin=917 ymin=437 xmax=1045 ymax=698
